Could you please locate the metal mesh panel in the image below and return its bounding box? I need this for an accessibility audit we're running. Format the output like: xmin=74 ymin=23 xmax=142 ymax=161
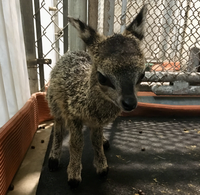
xmin=113 ymin=0 xmax=200 ymax=80
xmin=33 ymin=0 xmax=64 ymax=85
xmin=33 ymin=0 xmax=200 ymax=93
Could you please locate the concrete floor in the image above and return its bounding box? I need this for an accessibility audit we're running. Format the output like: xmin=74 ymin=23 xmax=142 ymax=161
xmin=7 ymin=121 xmax=53 ymax=195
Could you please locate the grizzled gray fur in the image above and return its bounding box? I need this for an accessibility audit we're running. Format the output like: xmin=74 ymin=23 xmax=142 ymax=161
xmin=46 ymin=5 xmax=147 ymax=188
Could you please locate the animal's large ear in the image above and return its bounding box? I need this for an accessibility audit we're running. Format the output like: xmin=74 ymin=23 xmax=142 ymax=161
xmin=123 ymin=5 xmax=147 ymax=40
xmin=68 ymin=17 xmax=105 ymax=47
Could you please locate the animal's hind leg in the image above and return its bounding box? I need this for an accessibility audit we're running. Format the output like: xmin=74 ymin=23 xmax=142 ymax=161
xmin=67 ymin=119 xmax=84 ymax=188
xmin=91 ymin=127 xmax=109 ymax=176
xmin=48 ymin=118 xmax=64 ymax=171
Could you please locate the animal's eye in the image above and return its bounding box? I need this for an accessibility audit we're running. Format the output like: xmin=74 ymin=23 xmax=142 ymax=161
xmin=97 ymin=72 xmax=107 ymax=84
xmin=97 ymin=72 xmax=115 ymax=89
xmin=136 ymin=72 xmax=145 ymax=84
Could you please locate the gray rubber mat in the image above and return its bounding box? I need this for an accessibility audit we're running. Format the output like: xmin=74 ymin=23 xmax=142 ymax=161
xmin=36 ymin=117 xmax=200 ymax=195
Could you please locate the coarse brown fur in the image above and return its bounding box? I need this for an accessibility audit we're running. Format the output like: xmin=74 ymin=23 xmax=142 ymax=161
xmin=46 ymin=5 xmax=147 ymax=188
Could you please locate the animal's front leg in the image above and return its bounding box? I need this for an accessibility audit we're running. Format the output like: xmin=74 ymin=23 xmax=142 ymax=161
xmin=48 ymin=119 xmax=64 ymax=171
xmin=67 ymin=119 xmax=83 ymax=188
xmin=90 ymin=127 xmax=109 ymax=176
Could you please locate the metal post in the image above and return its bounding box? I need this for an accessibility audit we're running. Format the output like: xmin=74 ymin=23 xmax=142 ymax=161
xmin=97 ymin=0 xmax=104 ymax=34
xmin=20 ymin=0 xmax=38 ymax=94
xmin=68 ymin=0 xmax=87 ymax=51
xmin=179 ymin=0 xmax=191 ymax=60
xmin=53 ymin=0 xmax=60 ymax=62
xmin=88 ymin=0 xmax=98 ymax=31
xmin=159 ymin=0 xmax=176 ymax=61
xmin=34 ymin=0 xmax=45 ymax=91
xmin=120 ymin=0 xmax=127 ymax=33
xmin=63 ymin=0 xmax=68 ymax=53
xmin=103 ymin=0 xmax=115 ymax=36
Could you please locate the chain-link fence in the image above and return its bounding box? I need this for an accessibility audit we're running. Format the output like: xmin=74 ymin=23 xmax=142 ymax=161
xmin=33 ymin=0 xmax=200 ymax=94
xmin=115 ymin=0 xmax=200 ymax=65
xmin=33 ymin=0 xmax=64 ymax=89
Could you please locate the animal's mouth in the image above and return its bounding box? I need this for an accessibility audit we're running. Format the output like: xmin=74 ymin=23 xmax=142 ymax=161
xmin=112 ymin=97 xmax=138 ymax=112
xmin=112 ymin=99 xmax=138 ymax=113
xmin=121 ymin=105 xmax=137 ymax=113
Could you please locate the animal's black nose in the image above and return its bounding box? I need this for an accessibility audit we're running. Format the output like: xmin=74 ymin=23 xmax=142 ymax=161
xmin=121 ymin=97 xmax=137 ymax=111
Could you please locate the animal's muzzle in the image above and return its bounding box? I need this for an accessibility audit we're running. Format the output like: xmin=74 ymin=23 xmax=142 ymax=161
xmin=121 ymin=96 xmax=137 ymax=112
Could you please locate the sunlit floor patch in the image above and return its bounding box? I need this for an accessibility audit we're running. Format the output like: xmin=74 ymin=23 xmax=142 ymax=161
xmin=7 ymin=121 xmax=53 ymax=195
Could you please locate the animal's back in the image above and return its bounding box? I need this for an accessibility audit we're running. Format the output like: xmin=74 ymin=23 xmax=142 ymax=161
xmin=46 ymin=51 xmax=92 ymax=120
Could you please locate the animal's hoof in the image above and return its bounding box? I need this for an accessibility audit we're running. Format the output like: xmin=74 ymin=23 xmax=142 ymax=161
xmin=48 ymin=157 xmax=59 ymax=172
xmin=68 ymin=179 xmax=80 ymax=189
xmin=98 ymin=167 xmax=109 ymax=178
xmin=103 ymin=140 xmax=110 ymax=150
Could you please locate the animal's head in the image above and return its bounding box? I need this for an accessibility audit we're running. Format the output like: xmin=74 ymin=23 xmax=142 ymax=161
xmin=68 ymin=5 xmax=147 ymax=112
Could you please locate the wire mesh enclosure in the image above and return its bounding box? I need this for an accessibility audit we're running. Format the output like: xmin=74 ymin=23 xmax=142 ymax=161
xmin=32 ymin=0 xmax=200 ymax=94
xmin=32 ymin=0 xmax=64 ymax=89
